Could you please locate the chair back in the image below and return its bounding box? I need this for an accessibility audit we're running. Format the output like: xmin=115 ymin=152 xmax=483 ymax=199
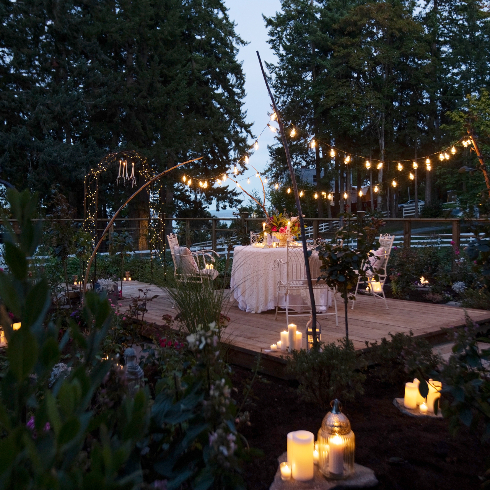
xmin=374 ymin=234 xmax=395 ymax=276
xmin=286 ymin=244 xmax=307 ymax=284
xmin=167 ymin=233 xmax=179 ymax=266
xmin=250 ymin=231 xmax=263 ymax=245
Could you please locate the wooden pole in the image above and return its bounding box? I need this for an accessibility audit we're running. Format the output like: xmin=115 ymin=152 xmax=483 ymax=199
xmin=467 ymin=129 xmax=490 ymax=198
xmin=257 ymin=51 xmax=319 ymax=348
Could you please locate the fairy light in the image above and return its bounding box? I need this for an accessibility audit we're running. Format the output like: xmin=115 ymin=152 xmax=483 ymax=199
xmin=268 ymin=123 xmax=277 ymax=133
xmin=245 ymin=155 xmax=249 ymax=164
xmin=183 ymin=176 xmax=187 ymax=182
xmin=204 ymin=181 xmax=208 ymax=188
xmin=344 ymin=155 xmax=351 ymax=164
xmin=451 ymin=146 xmax=456 ymax=154
xmin=247 ymin=177 xmax=250 ymax=184
xmin=439 ymin=153 xmax=444 ymax=161
xmin=409 ymin=172 xmax=414 ymax=180
xmin=234 ymin=165 xmax=238 ymax=175
xmin=374 ymin=185 xmax=379 ymax=193
xmin=310 ymin=139 xmax=316 ymax=149
xmin=377 ymin=162 xmax=383 ymax=169
xmin=426 ymin=158 xmax=431 ymax=165
xmin=343 ymin=192 xmax=348 ymax=199
xmin=327 ymin=193 xmax=333 ymax=200
xmin=314 ymin=192 xmax=318 ymax=199
xmin=392 ymin=180 xmax=397 ymax=187
xmin=199 ymin=181 xmax=203 ymax=187
xmin=365 ymin=160 xmax=371 ymax=169
xmin=223 ymin=174 xmax=227 ymax=181
xmin=330 ymin=148 xmax=335 ymax=158
xmin=275 ymin=183 xmax=279 ymax=189
xmin=188 ymin=179 xmax=192 ymax=186
xmin=270 ymin=112 xmax=277 ymax=121
xmin=290 ymin=127 xmax=296 ymax=137
xmin=413 ymin=161 xmax=418 ymax=169
xmin=359 ymin=190 xmax=363 ymax=197
xmin=287 ymin=188 xmax=291 ymax=194
xmin=254 ymin=141 xmax=259 ymax=151
xmin=444 ymin=152 xmax=449 ymax=160
xmin=300 ymin=190 xmax=304 ymax=197
xmin=426 ymin=162 xmax=432 ymax=171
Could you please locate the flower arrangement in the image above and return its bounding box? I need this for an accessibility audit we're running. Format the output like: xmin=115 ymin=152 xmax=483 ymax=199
xmin=263 ymin=213 xmax=301 ymax=239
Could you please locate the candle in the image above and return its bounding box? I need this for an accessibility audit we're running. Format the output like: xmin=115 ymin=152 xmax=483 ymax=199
xmin=295 ymin=331 xmax=303 ymax=350
xmin=279 ymin=462 xmax=291 ymax=481
xmin=419 ymin=402 xmax=428 ymax=414
xmin=288 ymin=324 xmax=297 ymax=351
xmin=12 ymin=322 xmax=21 ymax=331
xmin=413 ymin=378 xmax=425 ymax=405
xmin=270 ymin=344 xmax=277 ymax=351
xmin=427 ymin=379 xmax=442 ymax=413
xmin=328 ymin=434 xmax=345 ymax=476
xmin=123 ymin=277 xmax=127 ymax=281
xmin=370 ymin=280 xmax=382 ymax=293
xmin=281 ymin=330 xmax=288 ymax=349
xmin=263 ymin=222 xmax=266 ymax=231
xmin=313 ymin=443 xmax=319 ymax=465
xmin=404 ymin=382 xmax=418 ymax=409
xmin=287 ymin=221 xmax=290 ymax=232
xmin=290 ymin=430 xmax=314 ymax=481
xmin=277 ymin=341 xmax=282 ymax=351
xmin=287 ymin=431 xmax=295 ymax=464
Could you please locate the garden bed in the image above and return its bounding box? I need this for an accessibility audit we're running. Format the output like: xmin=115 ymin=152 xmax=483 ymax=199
xmin=232 ymin=365 xmax=488 ymax=490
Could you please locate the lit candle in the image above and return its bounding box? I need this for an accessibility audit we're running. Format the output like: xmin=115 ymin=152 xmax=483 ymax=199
xmin=413 ymin=378 xmax=425 ymax=405
xmin=287 ymin=431 xmax=295 ymax=464
xmin=263 ymin=222 xmax=266 ymax=231
xmin=123 ymin=277 xmax=127 ymax=281
xmin=427 ymin=380 xmax=442 ymax=413
xmin=270 ymin=344 xmax=277 ymax=351
xmin=277 ymin=341 xmax=282 ymax=351
xmin=287 ymin=221 xmax=291 ymax=232
xmin=291 ymin=430 xmax=314 ymax=481
xmin=288 ymin=323 xmax=297 ymax=351
xmin=420 ymin=402 xmax=428 ymax=414
xmin=128 ymin=277 xmax=132 ymax=281
xmin=280 ymin=462 xmax=291 ymax=481
xmin=281 ymin=330 xmax=288 ymax=350
xmin=404 ymin=382 xmax=418 ymax=409
xmin=295 ymin=331 xmax=303 ymax=350
xmin=370 ymin=280 xmax=382 ymax=293
xmin=12 ymin=322 xmax=21 ymax=331
xmin=328 ymin=434 xmax=345 ymax=476
xmin=313 ymin=443 xmax=319 ymax=465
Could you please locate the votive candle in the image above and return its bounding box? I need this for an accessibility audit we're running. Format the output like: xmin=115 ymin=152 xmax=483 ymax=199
xmin=277 ymin=341 xmax=283 ymax=351
xmin=270 ymin=344 xmax=277 ymax=351
xmin=280 ymin=462 xmax=291 ymax=481
xmin=419 ymin=402 xmax=428 ymax=414
xmin=288 ymin=324 xmax=297 ymax=351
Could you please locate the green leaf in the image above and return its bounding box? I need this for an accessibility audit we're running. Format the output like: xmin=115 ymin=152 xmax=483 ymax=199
xmin=418 ymin=379 xmax=429 ymax=399
xmin=24 ymin=279 xmax=51 ymax=332
xmin=4 ymin=242 xmax=27 ymax=280
xmin=7 ymin=331 xmax=38 ymax=382
xmin=58 ymin=418 xmax=81 ymax=446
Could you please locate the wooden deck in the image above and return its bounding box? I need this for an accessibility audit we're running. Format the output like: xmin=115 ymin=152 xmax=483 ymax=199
xmin=119 ymin=281 xmax=490 ymax=359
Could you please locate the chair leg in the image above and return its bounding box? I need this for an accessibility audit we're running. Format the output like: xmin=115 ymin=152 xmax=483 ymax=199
xmin=351 ymin=279 xmax=361 ymax=310
xmin=333 ymin=292 xmax=338 ymax=326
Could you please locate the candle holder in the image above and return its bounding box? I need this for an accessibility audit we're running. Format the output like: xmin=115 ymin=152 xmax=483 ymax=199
xmin=279 ymin=462 xmax=291 ymax=481
xmin=317 ymin=399 xmax=355 ymax=480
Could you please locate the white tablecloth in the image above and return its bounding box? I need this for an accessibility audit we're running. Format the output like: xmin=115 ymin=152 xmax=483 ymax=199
xmin=230 ymin=245 xmax=332 ymax=314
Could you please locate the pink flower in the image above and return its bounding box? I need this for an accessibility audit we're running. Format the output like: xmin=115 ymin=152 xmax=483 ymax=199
xmin=450 ymin=240 xmax=455 ymax=245
xmin=122 ymin=317 xmax=126 ymax=320
xmin=272 ymin=226 xmax=277 ymax=232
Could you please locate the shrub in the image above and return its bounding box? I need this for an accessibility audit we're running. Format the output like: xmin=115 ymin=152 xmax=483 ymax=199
xmin=363 ymin=331 xmax=441 ymax=384
xmin=287 ymin=338 xmax=365 ymax=409
xmin=461 ymin=286 xmax=490 ymax=310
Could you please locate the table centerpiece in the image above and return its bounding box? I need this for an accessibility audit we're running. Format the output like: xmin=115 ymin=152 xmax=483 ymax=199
xmin=264 ymin=213 xmax=300 ymax=247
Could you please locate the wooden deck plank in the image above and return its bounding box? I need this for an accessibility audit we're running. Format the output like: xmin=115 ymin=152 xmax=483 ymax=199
xmin=118 ymin=281 xmax=490 ymax=367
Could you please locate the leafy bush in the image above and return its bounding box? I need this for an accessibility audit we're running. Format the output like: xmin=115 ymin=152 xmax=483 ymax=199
xmin=461 ymin=286 xmax=490 ymax=310
xmin=363 ymin=331 xmax=441 ymax=385
xmin=286 ymin=338 xmax=365 ymax=409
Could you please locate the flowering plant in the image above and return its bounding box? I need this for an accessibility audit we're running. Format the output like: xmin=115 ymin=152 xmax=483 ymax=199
xmin=263 ymin=213 xmax=301 ymax=238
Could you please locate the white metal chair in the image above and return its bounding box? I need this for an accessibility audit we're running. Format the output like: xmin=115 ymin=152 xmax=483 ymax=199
xmin=274 ymin=242 xmax=338 ymax=326
xmin=250 ymin=231 xmax=264 ymax=245
xmin=167 ymin=233 xmax=219 ymax=282
xmin=351 ymin=234 xmax=395 ymax=309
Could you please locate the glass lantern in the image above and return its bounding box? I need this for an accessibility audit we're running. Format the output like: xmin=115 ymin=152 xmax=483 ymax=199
xmin=317 ymin=399 xmax=355 ymax=479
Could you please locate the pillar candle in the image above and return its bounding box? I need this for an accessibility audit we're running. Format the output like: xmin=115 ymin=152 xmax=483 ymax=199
xmin=291 ymin=430 xmax=314 ymax=481
xmin=277 ymin=341 xmax=282 ymax=351
xmin=413 ymin=378 xmax=425 ymax=405
xmin=404 ymin=382 xmax=418 ymax=409
xmin=295 ymin=331 xmax=303 ymax=350
xmin=287 ymin=431 xmax=296 ymax=464
xmin=281 ymin=330 xmax=289 ymax=349
xmin=288 ymin=324 xmax=297 ymax=351
xmin=328 ymin=434 xmax=345 ymax=476
xmin=263 ymin=222 xmax=266 ymax=231
xmin=427 ymin=379 xmax=442 ymax=413
xmin=270 ymin=344 xmax=277 ymax=351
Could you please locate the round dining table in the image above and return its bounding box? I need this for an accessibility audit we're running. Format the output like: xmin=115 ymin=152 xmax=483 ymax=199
xmin=230 ymin=244 xmax=331 ymax=314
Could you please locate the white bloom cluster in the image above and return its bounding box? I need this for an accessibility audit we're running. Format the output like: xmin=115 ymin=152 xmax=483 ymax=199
xmin=208 ymin=426 xmax=237 ymax=467
xmin=452 ymin=281 xmax=467 ymax=294
xmin=186 ymin=323 xmax=219 ymax=352
xmin=49 ymin=362 xmax=72 ymax=388
xmin=97 ymin=279 xmax=118 ymax=293
xmin=205 ymin=377 xmax=231 ymax=416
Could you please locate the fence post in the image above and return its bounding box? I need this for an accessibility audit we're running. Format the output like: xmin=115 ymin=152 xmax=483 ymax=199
xmin=452 ymin=219 xmax=461 ymax=249
xmin=313 ymin=219 xmax=319 ymax=239
xmin=212 ymin=218 xmax=217 ymax=251
xmin=404 ymin=220 xmax=411 ymax=248
xmin=186 ymin=219 xmax=191 ymax=248
xmin=357 ymin=211 xmax=365 ymax=249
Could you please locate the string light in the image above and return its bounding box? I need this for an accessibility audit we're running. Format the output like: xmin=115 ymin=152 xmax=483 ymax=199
xmin=426 ymin=162 xmax=432 ymax=171
xmin=268 ymin=124 xmax=277 ymax=133
xmin=413 ymin=161 xmax=418 ymax=169
xmin=409 ymin=172 xmax=414 ymax=180
xmin=300 ymin=190 xmax=304 ymax=197
xmin=392 ymin=180 xmax=397 ymax=187
xmin=439 ymin=153 xmax=444 ymax=161
xmin=451 ymin=146 xmax=456 ymax=154
xmin=374 ymin=185 xmax=379 ymax=193
xmin=344 ymin=155 xmax=351 ymax=164
xmin=264 ymin=177 xmax=268 ymax=183
xmin=343 ymin=192 xmax=348 ymax=199
xmin=310 ymin=139 xmax=316 ymax=149
xmin=330 ymin=148 xmax=335 ymax=158
xmin=425 ymin=158 xmax=430 ymax=165
xmin=183 ymin=176 xmax=187 ymax=182
xmin=287 ymin=188 xmax=291 ymax=194
xmin=327 ymin=193 xmax=333 ymax=200
xmin=245 ymin=156 xmax=249 ymax=163
xmin=270 ymin=112 xmax=277 ymax=121
xmin=314 ymin=192 xmax=318 ymax=199
xmin=254 ymin=141 xmax=259 ymax=150
xmin=256 ymin=172 xmax=259 ymax=177
xmin=234 ymin=165 xmax=238 ymax=175
xmin=188 ymin=179 xmax=192 ymax=186
xmin=290 ymin=127 xmax=296 ymax=137
xmin=275 ymin=183 xmax=279 ymax=189
xmin=217 ymin=179 xmax=221 ymax=185
xmin=247 ymin=178 xmax=250 ymax=184
xmin=237 ymin=182 xmax=240 ymax=188
xmin=223 ymin=174 xmax=227 ymax=181
xmin=444 ymin=152 xmax=449 ymax=160
xmin=359 ymin=190 xmax=363 ymax=197
xmin=365 ymin=160 xmax=371 ymax=169
xmin=397 ymin=162 xmax=403 ymax=171
xmin=377 ymin=162 xmax=383 ymax=169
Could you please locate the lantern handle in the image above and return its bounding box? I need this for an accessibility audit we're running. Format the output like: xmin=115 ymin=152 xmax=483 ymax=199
xmin=330 ymin=399 xmax=342 ymax=413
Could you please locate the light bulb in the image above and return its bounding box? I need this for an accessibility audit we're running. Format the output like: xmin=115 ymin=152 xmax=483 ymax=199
xmin=392 ymin=180 xmax=397 ymax=187
xmin=264 ymin=177 xmax=268 ymax=183
xmin=237 ymin=182 xmax=240 ymax=188
xmin=182 ymin=176 xmax=186 ymax=182
xmin=270 ymin=112 xmax=277 ymax=121
xmin=451 ymin=146 xmax=456 ymax=154
xmin=223 ymin=174 xmax=227 ymax=181
xmin=290 ymin=127 xmax=296 ymax=137
xmin=217 ymin=179 xmax=221 ymax=185
xmin=188 ymin=179 xmax=192 ymax=186
xmin=275 ymin=183 xmax=279 ymax=189
xmin=327 ymin=193 xmax=333 ymax=200
xmin=439 ymin=153 xmax=444 ymax=161
xmin=199 ymin=181 xmax=202 ymax=187
xmin=345 ymin=155 xmax=350 ymax=164
xmin=426 ymin=163 xmax=432 ymax=171
xmin=256 ymin=172 xmax=259 ymax=177
xmin=374 ymin=185 xmax=379 ymax=193
xmin=245 ymin=155 xmax=249 ymax=164
xmin=300 ymin=190 xmax=304 ymax=197
xmin=425 ymin=158 xmax=430 ymax=164
xmin=410 ymin=172 xmax=414 ymax=180
xmin=310 ymin=139 xmax=316 ymax=148
xmin=330 ymin=148 xmax=335 ymax=158
xmin=247 ymin=178 xmax=250 ymax=184
xmin=365 ymin=160 xmax=371 ymax=169
xmin=254 ymin=141 xmax=259 ymax=150
xmin=359 ymin=190 xmax=363 ymax=197
xmin=377 ymin=162 xmax=383 ymax=169
xmin=413 ymin=161 xmax=418 ymax=169
xmin=268 ymin=124 xmax=277 ymax=133
xmin=444 ymin=153 xmax=449 ymax=160
xmin=287 ymin=188 xmax=291 ymax=194
xmin=204 ymin=181 xmax=208 ymax=188
xmin=314 ymin=193 xmax=318 ymax=199
xmin=234 ymin=166 xmax=238 ymax=174
xmin=343 ymin=192 xmax=348 ymax=199
xmin=397 ymin=162 xmax=403 ymax=171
